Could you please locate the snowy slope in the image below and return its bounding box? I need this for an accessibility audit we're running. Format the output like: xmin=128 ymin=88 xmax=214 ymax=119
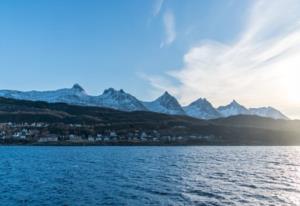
xmin=217 ymin=100 xmax=249 ymax=117
xmin=0 ymin=84 xmax=146 ymax=111
xmin=217 ymin=101 xmax=288 ymax=120
xmin=183 ymin=98 xmax=221 ymax=119
xmin=143 ymin=92 xmax=185 ymax=115
xmin=0 ymin=84 xmax=91 ymax=106
xmin=92 ymin=88 xmax=147 ymax=111
xmin=249 ymin=107 xmax=289 ymax=120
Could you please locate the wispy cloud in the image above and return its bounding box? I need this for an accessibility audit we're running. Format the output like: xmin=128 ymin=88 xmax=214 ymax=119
xmin=146 ymin=0 xmax=300 ymax=118
xmin=153 ymin=0 xmax=164 ymax=17
xmin=160 ymin=10 xmax=176 ymax=47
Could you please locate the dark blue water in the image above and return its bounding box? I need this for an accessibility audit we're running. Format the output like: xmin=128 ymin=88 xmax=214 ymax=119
xmin=0 ymin=146 xmax=299 ymax=206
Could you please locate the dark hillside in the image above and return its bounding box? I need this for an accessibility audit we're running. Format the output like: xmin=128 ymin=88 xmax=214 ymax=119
xmin=0 ymin=97 xmax=299 ymax=145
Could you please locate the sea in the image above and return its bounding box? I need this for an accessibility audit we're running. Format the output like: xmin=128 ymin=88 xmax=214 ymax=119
xmin=0 ymin=146 xmax=299 ymax=206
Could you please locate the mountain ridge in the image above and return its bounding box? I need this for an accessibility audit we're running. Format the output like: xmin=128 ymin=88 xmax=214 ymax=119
xmin=0 ymin=84 xmax=288 ymax=120
xmin=184 ymin=98 xmax=221 ymax=119
xmin=143 ymin=91 xmax=185 ymax=115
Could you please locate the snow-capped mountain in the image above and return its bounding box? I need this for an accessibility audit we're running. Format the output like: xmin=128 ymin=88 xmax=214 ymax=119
xmin=0 ymin=84 xmax=146 ymax=111
xmin=183 ymin=98 xmax=221 ymax=119
xmin=93 ymin=88 xmax=147 ymax=111
xmin=249 ymin=107 xmax=288 ymax=120
xmin=217 ymin=100 xmax=249 ymax=117
xmin=0 ymin=84 xmax=91 ymax=106
xmin=143 ymin=92 xmax=185 ymax=115
xmin=0 ymin=84 xmax=289 ymax=120
xmin=217 ymin=101 xmax=289 ymax=120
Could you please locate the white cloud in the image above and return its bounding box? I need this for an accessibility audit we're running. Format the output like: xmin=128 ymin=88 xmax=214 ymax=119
xmin=146 ymin=0 xmax=300 ymax=119
xmin=160 ymin=10 xmax=176 ymax=47
xmin=153 ymin=0 xmax=164 ymax=17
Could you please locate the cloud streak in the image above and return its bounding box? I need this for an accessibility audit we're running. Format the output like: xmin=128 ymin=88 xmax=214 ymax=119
xmin=153 ymin=0 xmax=164 ymax=17
xmin=146 ymin=0 xmax=300 ymax=118
xmin=160 ymin=10 xmax=176 ymax=47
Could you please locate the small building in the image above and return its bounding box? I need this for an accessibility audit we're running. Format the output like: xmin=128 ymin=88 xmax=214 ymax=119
xmin=140 ymin=132 xmax=148 ymax=141
xmin=95 ymin=134 xmax=103 ymax=141
xmin=88 ymin=136 xmax=95 ymax=142
xmin=12 ymin=132 xmax=21 ymax=139
xmin=95 ymin=137 xmax=102 ymax=141
xmin=68 ymin=134 xmax=83 ymax=142
xmin=38 ymin=135 xmax=58 ymax=143
xmin=141 ymin=132 xmax=148 ymax=139
xmin=103 ymin=136 xmax=110 ymax=142
xmin=152 ymin=137 xmax=159 ymax=142
xmin=110 ymin=131 xmax=117 ymax=138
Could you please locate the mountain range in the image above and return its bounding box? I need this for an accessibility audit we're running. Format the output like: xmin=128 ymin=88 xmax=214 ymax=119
xmin=0 ymin=84 xmax=288 ymax=120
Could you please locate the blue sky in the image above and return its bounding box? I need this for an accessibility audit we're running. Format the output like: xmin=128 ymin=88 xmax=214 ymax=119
xmin=0 ymin=0 xmax=300 ymax=118
xmin=0 ymin=0 xmax=248 ymax=94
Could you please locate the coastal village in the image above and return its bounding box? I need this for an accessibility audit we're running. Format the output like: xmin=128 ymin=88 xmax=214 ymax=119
xmin=0 ymin=122 xmax=214 ymax=145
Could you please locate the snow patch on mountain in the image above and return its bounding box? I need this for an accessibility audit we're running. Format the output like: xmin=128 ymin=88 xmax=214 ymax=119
xmin=143 ymin=92 xmax=185 ymax=115
xmin=0 ymin=84 xmax=90 ymax=105
xmin=217 ymin=100 xmax=249 ymax=117
xmin=249 ymin=107 xmax=289 ymax=120
xmin=183 ymin=98 xmax=221 ymax=119
xmin=92 ymin=88 xmax=147 ymax=111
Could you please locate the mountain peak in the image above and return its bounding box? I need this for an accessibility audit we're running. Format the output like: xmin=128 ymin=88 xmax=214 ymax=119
xmin=72 ymin=84 xmax=85 ymax=92
xmin=156 ymin=91 xmax=180 ymax=105
xmin=103 ymin=88 xmax=117 ymax=95
xmin=143 ymin=91 xmax=185 ymax=115
xmin=193 ymin=98 xmax=209 ymax=104
xmin=99 ymin=88 xmax=147 ymax=111
xmin=103 ymin=88 xmax=127 ymax=95
xmin=217 ymin=100 xmax=249 ymax=117
xmin=188 ymin=98 xmax=217 ymax=109
xmin=220 ymin=100 xmax=247 ymax=110
xmin=159 ymin=91 xmax=176 ymax=100
xmin=162 ymin=91 xmax=171 ymax=97
xmin=184 ymin=98 xmax=221 ymax=119
xmin=230 ymin=100 xmax=240 ymax=106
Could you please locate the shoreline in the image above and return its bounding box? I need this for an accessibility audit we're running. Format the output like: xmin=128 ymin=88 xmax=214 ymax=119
xmin=1 ymin=142 xmax=300 ymax=146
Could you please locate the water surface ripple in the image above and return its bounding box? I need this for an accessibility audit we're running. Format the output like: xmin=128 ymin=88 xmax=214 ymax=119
xmin=0 ymin=146 xmax=299 ymax=206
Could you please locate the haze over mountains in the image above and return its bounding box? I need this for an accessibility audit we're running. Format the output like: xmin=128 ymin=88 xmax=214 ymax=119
xmin=0 ymin=84 xmax=288 ymax=120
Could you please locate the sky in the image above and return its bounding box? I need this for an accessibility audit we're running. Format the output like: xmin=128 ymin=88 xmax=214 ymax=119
xmin=0 ymin=0 xmax=300 ymax=119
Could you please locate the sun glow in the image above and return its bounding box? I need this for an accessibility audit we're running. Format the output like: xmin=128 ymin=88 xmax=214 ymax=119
xmin=286 ymin=73 xmax=300 ymax=104
xmin=279 ymin=54 xmax=300 ymax=104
